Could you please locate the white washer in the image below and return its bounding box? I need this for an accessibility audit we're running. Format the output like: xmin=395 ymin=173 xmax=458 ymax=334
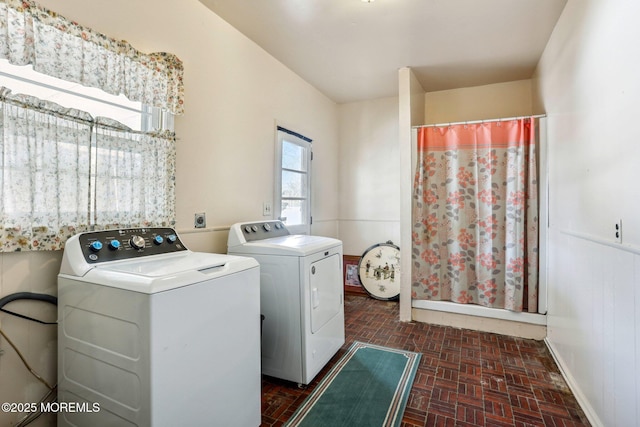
xmin=227 ymin=220 xmax=345 ymax=385
xmin=58 ymin=227 xmax=261 ymax=427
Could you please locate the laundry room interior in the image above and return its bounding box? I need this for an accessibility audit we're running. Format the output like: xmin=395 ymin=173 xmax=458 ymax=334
xmin=0 ymin=0 xmax=639 ymax=426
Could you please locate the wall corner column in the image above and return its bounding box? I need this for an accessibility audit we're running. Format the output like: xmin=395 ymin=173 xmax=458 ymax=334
xmin=398 ymin=67 xmax=425 ymax=322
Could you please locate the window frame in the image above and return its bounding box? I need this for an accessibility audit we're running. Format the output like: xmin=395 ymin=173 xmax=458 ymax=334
xmin=274 ymin=126 xmax=312 ymax=235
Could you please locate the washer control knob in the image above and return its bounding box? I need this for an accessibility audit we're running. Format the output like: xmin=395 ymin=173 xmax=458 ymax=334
xmin=130 ymin=235 xmax=146 ymax=250
xmin=108 ymin=240 xmax=121 ymax=250
xmin=251 ymin=225 xmax=258 ymax=232
xmin=89 ymin=241 xmax=103 ymax=252
xmin=166 ymin=234 xmax=177 ymax=244
xmin=263 ymin=223 xmax=271 ymax=231
xmin=153 ymin=235 xmax=164 ymax=245
xmin=244 ymin=225 xmax=252 ymax=233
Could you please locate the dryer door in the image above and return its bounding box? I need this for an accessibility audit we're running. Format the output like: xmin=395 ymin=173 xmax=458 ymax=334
xmin=309 ymin=253 xmax=342 ymax=333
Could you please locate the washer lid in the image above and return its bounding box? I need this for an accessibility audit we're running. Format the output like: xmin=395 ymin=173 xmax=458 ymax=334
xmin=63 ymin=252 xmax=258 ymax=294
xmin=229 ymin=234 xmax=342 ymax=256
xmin=97 ymin=251 xmax=229 ymax=277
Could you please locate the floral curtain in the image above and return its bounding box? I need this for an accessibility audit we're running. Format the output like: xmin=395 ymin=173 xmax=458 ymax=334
xmin=93 ymin=117 xmax=176 ymax=228
xmin=0 ymin=0 xmax=184 ymax=115
xmin=0 ymin=88 xmax=92 ymax=250
xmin=0 ymin=88 xmax=176 ymax=251
xmin=411 ymin=119 xmax=539 ymax=312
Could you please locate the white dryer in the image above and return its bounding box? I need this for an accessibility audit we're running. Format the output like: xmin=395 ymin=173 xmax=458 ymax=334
xmin=58 ymin=227 xmax=261 ymax=427
xmin=227 ymin=220 xmax=345 ymax=385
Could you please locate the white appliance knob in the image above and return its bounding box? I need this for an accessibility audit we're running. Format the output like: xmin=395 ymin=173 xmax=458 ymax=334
xmin=263 ymin=223 xmax=271 ymax=231
xmin=130 ymin=235 xmax=146 ymax=249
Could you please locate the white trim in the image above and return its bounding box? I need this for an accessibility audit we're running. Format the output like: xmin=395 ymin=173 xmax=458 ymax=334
xmin=337 ymin=219 xmax=400 ymax=223
xmin=538 ymin=117 xmax=549 ymax=314
xmin=559 ymin=227 xmax=640 ymax=256
xmin=176 ymin=226 xmax=230 ymax=234
xmin=412 ymin=299 xmax=547 ymax=325
xmin=544 ymin=338 xmax=605 ymax=427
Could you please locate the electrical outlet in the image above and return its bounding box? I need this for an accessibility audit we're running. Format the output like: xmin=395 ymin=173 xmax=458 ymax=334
xmin=614 ymin=219 xmax=622 ymax=243
xmin=194 ymin=212 xmax=206 ymax=228
xmin=263 ymin=202 xmax=272 ymax=217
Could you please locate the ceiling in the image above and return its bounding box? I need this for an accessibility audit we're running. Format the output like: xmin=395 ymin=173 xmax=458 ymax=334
xmin=199 ymin=0 xmax=567 ymax=104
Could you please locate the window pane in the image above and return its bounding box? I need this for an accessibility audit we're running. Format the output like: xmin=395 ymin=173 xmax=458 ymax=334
xmin=281 ymin=199 xmax=306 ymax=226
xmin=282 ymin=140 xmax=307 ymax=171
xmin=281 ymin=170 xmax=308 ymax=198
xmin=276 ymin=127 xmax=311 ymax=235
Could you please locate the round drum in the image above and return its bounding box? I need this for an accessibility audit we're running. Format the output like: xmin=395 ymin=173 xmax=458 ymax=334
xmin=357 ymin=241 xmax=400 ymax=300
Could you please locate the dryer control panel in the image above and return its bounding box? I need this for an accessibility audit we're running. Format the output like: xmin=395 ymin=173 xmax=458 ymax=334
xmin=78 ymin=227 xmax=187 ymax=264
xmin=239 ymin=221 xmax=290 ymax=242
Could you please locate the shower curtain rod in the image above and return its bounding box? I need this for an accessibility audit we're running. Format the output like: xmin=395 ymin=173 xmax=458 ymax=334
xmin=412 ymin=114 xmax=546 ymax=129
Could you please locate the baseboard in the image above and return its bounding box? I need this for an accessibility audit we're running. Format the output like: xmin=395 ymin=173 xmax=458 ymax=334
xmin=544 ymin=338 xmax=604 ymax=427
xmin=411 ymin=307 xmax=546 ymax=340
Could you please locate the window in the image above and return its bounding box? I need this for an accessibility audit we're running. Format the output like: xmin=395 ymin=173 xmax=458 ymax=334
xmin=0 ymin=0 xmax=183 ymax=252
xmin=0 ymin=59 xmax=175 ymax=251
xmin=275 ymin=126 xmax=312 ymax=235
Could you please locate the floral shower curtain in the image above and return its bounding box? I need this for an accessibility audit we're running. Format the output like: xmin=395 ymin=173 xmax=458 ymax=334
xmin=411 ymin=119 xmax=539 ymax=312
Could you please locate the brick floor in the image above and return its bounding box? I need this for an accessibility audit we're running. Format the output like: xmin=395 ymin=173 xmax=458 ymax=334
xmin=260 ymin=294 xmax=591 ymax=427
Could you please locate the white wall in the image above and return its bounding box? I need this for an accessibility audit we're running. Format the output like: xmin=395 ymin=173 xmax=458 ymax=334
xmin=399 ymin=67 xmax=425 ymax=321
xmin=0 ymin=1 xmax=339 ymax=425
xmin=337 ymin=97 xmax=400 ymax=256
xmin=534 ymin=1 xmax=640 ymax=425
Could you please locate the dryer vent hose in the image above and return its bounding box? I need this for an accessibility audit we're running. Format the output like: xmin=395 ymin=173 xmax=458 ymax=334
xmin=0 ymin=291 xmax=57 ymax=324
xmin=0 ymin=291 xmax=58 ymax=394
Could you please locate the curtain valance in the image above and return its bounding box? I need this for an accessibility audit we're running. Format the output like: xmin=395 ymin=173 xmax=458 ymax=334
xmin=0 ymin=0 xmax=185 ymax=115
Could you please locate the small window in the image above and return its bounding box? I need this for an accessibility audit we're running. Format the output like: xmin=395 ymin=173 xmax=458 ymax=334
xmin=275 ymin=127 xmax=312 ymax=235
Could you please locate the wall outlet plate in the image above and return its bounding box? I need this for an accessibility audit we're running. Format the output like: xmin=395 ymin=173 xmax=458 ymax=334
xmin=263 ymin=202 xmax=272 ymax=217
xmin=614 ymin=219 xmax=622 ymax=243
xmin=194 ymin=212 xmax=206 ymax=228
